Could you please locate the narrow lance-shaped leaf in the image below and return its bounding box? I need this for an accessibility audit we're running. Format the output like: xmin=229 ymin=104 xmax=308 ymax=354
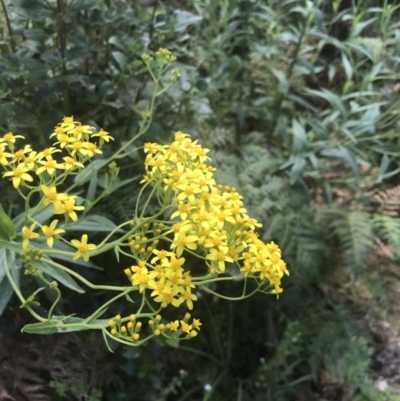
xmin=0 ymin=204 xmax=16 ymax=241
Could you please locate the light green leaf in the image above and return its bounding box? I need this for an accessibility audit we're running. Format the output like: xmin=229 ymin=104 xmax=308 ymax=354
xmin=341 ymin=53 xmax=353 ymax=80
xmin=38 ymin=259 xmax=85 ymax=293
xmin=74 ymin=159 xmax=108 ymax=186
xmin=292 ymin=119 xmax=308 ymax=154
xmin=65 ymin=214 xmax=120 ymax=233
xmin=0 ymin=277 xmax=14 ymax=316
xmin=22 ymin=320 xmax=58 ymax=334
xmin=0 ymin=203 xmax=16 ymax=241
xmin=112 ymin=51 xmax=128 ymax=71
xmin=20 ymin=287 xmax=45 ymax=309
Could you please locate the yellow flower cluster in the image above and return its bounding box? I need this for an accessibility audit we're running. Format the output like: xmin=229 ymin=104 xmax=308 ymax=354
xmin=0 ymin=117 xmax=113 ymax=188
xmin=125 ymin=251 xmax=197 ymax=310
xmin=0 ymin=117 xmax=112 ymax=257
xmin=108 ymin=312 xmax=201 ymax=343
xmin=142 ymin=131 xmax=289 ymax=296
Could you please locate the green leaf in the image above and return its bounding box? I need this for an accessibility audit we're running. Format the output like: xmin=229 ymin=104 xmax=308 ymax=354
xmin=86 ymin=172 xmax=98 ymax=203
xmin=112 ymin=51 xmax=128 ymax=71
xmin=13 ymin=205 xmax=53 ymax=229
xmin=0 ymin=204 xmax=16 ymax=241
xmin=292 ymin=119 xmax=308 ymax=154
xmin=74 ymin=159 xmax=108 ymax=186
xmin=20 ymin=287 xmax=45 ymax=309
xmin=22 ymin=320 xmax=58 ymax=334
xmin=322 ymin=146 xmax=360 ymax=179
xmin=352 ymin=18 xmax=377 ymax=37
xmin=0 ymin=276 xmax=14 ymax=316
xmin=341 ymin=53 xmax=353 ymax=80
xmin=38 ymin=259 xmax=85 ymax=293
xmin=65 ymin=214 xmax=120 ymax=233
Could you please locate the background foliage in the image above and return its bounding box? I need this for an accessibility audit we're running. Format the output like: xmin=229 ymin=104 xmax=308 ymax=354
xmin=1 ymin=0 xmax=400 ymax=400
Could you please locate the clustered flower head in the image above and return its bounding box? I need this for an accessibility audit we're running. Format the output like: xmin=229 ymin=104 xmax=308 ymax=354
xmin=112 ymin=132 xmax=288 ymax=345
xmin=142 ymin=131 xmax=289 ymax=294
xmin=0 ymin=117 xmax=113 ymax=255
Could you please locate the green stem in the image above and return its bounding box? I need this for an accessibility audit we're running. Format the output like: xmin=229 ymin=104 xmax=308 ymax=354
xmin=42 ymin=257 xmax=130 ymax=291
xmin=84 ymin=288 xmax=134 ymax=324
xmin=2 ymin=250 xmax=46 ymax=322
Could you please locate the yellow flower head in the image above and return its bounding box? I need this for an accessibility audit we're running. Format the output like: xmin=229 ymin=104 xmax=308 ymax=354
xmin=41 ymin=220 xmax=65 ymax=248
xmin=3 ymin=164 xmax=33 ymax=188
xmin=22 ymin=223 xmax=40 ymax=250
xmin=71 ymin=234 xmax=96 ymax=262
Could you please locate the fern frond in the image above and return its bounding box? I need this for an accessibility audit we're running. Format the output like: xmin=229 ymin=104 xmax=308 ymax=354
xmin=372 ymin=214 xmax=400 ymax=258
xmin=324 ymin=209 xmax=374 ymax=273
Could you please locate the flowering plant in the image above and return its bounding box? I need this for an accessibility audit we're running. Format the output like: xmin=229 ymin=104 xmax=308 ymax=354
xmin=0 ymin=50 xmax=288 ymax=349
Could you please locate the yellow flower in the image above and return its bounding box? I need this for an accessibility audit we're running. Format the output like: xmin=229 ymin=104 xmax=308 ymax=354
xmin=170 ymin=233 xmax=198 ymax=257
xmin=169 ymin=320 xmax=179 ymax=331
xmin=22 ymin=224 xmax=40 ymax=250
xmin=71 ymin=234 xmax=96 ymax=262
xmin=0 ymin=144 xmax=14 ymax=166
xmin=206 ymin=247 xmax=234 ymax=273
xmin=36 ymin=156 xmax=65 ymax=176
xmin=53 ymin=198 xmax=84 ymax=221
xmin=82 ymin=142 xmax=102 ymax=157
xmin=192 ymin=318 xmax=202 ymax=330
xmin=63 ymin=156 xmax=84 ymax=170
xmin=23 ymin=151 xmax=39 ymax=169
xmin=3 ymin=164 xmax=33 ymax=188
xmin=91 ymin=128 xmax=114 ymax=143
xmin=178 ymin=288 xmax=198 ymax=310
xmin=1 ymin=132 xmax=24 ymax=145
xmin=41 ymin=185 xmax=68 ymax=207
xmin=153 ymin=286 xmax=183 ymax=308
xmin=53 ymin=133 xmax=74 ymax=148
xmin=13 ymin=145 xmax=32 ymax=162
xmin=37 ymin=147 xmax=61 ymax=159
xmin=41 ymin=220 xmax=65 ymax=248
xmin=131 ymin=267 xmax=157 ymax=293
xmin=180 ymin=321 xmax=192 ymax=333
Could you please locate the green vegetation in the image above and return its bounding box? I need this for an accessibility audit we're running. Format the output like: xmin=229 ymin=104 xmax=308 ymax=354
xmin=1 ymin=0 xmax=400 ymax=400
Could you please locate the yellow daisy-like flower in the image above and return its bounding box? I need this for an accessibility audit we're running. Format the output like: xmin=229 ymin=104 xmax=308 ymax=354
xmin=41 ymin=185 xmax=68 ymax=207
xmin=192 ymin=318 xmax=202 ymax=330
xmin=0 ymin=144 xmax=14 ymax=166
xmin=41 ymin=220 xmax=65 ymax=248
xmin=2 ymin=164 xmax=33 ymax=188
xmin=71 ymin=234 xmax=96 ymax=262
xmin=23 ymin=151 xmax=39 ymax=169
xmin=170 ymin=233 xmax=198 ymax=257
xmin=81 ymin=142 xmax=102 ymax=158
xmin=63 ymin=156 xmax=84 ymax=170
xmin=22 ymin=223 xmax=40 ymax=250
xmin=37 ymin=147 xmax=61 ymax=159
xmin=178 ymin=288 xmax=198 ymax=310
xmin=53 ymin=198 xmax=85 ymax=221
xmin=1 ymin=132 xmax=25 ymax=144
xmin=36 ymin=156 xmax=65 ymax=176
xmin=205 ymin=247 xmax=234 ymax=273
xmin=169 ymin=320 xmax=180 ymax=331
xmin=91 ymin=128 xmax=114 ymax=143
xmin=13 ymin=145 xmax=32 ymax=162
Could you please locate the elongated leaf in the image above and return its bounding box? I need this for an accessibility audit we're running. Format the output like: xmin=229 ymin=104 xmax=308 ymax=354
xmin=341 ymin=53 xmax=353 ymax=80
xmin=20 ymin=287 xmax=45 ymax=309
xmin=13 ymin=205 xmax=53 ymax=229
xmin=322 ymin=146 xmax=360 ymax=178
xmin=65 ymin=214 xmax=120 ymax=233
xmin=292 ymin=119 xmax=308 ymax=154
xmin=74 ymin=159 xmax=108 ymax=185
xmin=22 ymin=320 xmax=58 ymax=334
xmin=0 ymin=277 xmax=14 ymax=316
xmin=38 ymin=260 xmax=85 ymax=293
xmin=0 ymin=204 xmax=16 ymax=241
